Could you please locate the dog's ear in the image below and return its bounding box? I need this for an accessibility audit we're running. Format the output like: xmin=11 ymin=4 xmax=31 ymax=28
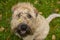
xmin=34 ymin=8 xmax=38 ymax=17
xmin=12 ymin=5 xmax=16 ymax=12
xmin=12 ymin=4 xmax=19 ymax=12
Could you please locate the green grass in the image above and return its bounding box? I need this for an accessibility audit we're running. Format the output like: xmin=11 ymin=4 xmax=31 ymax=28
xmin=0 ymin=0 xmax=60 ymax=40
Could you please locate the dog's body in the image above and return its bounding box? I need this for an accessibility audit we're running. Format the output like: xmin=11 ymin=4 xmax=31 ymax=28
xmin=11 ymin=3 xmax=60 ymax=40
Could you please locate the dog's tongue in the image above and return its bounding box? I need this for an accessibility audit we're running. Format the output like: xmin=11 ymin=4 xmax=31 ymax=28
xmin=21 ymin=31 xmax=26 ymax=34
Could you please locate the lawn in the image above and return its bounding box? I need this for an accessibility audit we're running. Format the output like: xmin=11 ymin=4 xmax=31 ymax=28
xmin=0 ymin=0 xmax=60 ymax=40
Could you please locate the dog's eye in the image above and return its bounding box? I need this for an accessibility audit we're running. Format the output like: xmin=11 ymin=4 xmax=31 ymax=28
xmin=27 ymin=14 xmax=32 ymax=18
xmin=17 ymin=13 xmax=21 ymax=18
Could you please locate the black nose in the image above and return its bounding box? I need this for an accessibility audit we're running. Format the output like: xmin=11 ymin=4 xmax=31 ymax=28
xmin=20 ymin=24 xmax=28 ymax=30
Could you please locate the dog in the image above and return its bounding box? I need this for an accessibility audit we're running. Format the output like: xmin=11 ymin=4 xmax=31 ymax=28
xmin=11 ymin=3 xmax=60 ymax=40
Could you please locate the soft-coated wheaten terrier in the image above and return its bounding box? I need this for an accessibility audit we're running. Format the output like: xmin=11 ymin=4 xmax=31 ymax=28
xmin=11 ymin=3 xmax=60 ymax=40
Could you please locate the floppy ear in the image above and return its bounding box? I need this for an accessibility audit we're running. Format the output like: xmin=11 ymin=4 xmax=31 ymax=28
xmin=12 ymin=4 xmax=19 ymax=12
xmin=12 ymin=5 xmax=17 ymax=12
xmin=12 ymin=5 xmax=16 ymax=12
xmin=34 ymin=8 xmax=38 ymax=17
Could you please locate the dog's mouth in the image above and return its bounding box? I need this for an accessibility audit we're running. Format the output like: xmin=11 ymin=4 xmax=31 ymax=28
xmin=20 ymin=31 xmax=26 ymax=34
xmin=17 ymin=30 xmax=27 ymax=37
xmin=15 ymin=23 xmax=33 ymax=37
xmin=17 ymin=29 xmax=31 ymax=37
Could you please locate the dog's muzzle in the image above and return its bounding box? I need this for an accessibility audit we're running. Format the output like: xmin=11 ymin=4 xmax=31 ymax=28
xmin=16 ymin=23 xmax=32 ymax=37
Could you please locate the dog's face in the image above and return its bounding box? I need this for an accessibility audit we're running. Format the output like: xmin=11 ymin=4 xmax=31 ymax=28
xmin=11 ymin=3 xmax=38 ymax=37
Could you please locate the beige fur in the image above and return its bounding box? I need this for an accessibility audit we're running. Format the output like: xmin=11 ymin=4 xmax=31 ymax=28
xmin=11 ymin=3 xmax=60 ymax=40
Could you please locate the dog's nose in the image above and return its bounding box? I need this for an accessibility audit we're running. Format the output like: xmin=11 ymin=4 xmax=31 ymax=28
xmin=20 ymin=24 xmax=28 ymax=30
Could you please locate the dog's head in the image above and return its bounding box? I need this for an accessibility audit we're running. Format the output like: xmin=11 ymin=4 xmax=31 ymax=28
xmin=11 ymin=3 xmax=38 ymax=37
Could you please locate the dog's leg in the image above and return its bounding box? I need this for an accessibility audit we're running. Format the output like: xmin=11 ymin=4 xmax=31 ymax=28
xmin=33 ymin=35 xmax=45 ymax=40
xmin=23 ymin=36 xmax=34 ymax=40
xmin=33 ymin=24 xmax=49 ymax=40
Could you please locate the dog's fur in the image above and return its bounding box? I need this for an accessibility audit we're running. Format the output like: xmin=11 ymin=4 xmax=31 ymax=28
xmin=11 ymin=3 xmax=60 ymax=40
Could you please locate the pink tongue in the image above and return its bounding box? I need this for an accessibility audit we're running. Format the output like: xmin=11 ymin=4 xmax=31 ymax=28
xmin=21 ymin=31 xmax=26 ymax=34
